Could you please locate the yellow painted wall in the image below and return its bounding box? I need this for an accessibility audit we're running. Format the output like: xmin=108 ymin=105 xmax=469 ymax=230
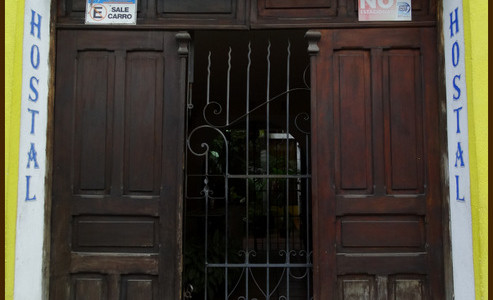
xmin=5 ymin=0 xmax=25 ymax=299
xmin=463 ymin=0 xmax=488 ymax=299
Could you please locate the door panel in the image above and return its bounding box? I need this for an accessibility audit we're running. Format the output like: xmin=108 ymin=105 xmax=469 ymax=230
xmin=161 ymin=0 xmax=232 ymax=13
xmin=384 ymin=49 xmax=425 ymax=193
xmin=123 ymin=52 xmax=164 ymax=194
xmin=333 ymin=50 xmax=372 ymax=194
xmin=255 ymin=0 xmax=336 ymax=22
xmin=310 ymin=28 xmax=443 ymax=299
xmin=74 ymin=51 xmax=114 ymax=193
xmin=50 ymin=30 xmax=188 ymax=300
xmin=71 ymin=275 xmax=107 ymax=300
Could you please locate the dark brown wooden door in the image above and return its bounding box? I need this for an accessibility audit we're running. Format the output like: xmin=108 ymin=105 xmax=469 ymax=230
xmin=50 ymin=30 xmax=188 ymax=300
xmin=309 ymin=28 xmax=444 ymax=299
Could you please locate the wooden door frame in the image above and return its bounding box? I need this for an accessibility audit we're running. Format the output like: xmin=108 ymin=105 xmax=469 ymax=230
xmin=44 ymin=1 xmax=454 ymax=299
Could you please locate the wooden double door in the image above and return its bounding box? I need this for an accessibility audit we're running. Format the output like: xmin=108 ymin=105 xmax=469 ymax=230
xmin=50 ymin=30 xmax=188 ymax=299
xmin=50 ymin=28 xmax=443 ymax=299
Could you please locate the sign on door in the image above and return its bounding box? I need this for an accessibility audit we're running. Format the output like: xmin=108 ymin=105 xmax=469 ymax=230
xmin=85 ymin=0 xmax=137 ymax=25
xmin=359 ymin=0 xmax=412 ymax=21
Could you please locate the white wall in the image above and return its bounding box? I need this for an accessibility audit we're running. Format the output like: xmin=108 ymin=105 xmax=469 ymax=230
xmin=442 ymin=0 xmax=476 ymax=299
xmin=14 ymin=0 xmax=51 ymax=299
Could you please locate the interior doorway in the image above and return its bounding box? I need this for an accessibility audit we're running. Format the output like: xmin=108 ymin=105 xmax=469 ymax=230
xmin=183 ymin=31 xmax=312 ymax=299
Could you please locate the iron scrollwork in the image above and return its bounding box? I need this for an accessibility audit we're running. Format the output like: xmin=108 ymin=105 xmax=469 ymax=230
xmin=185 ymin=35 xmax=312 ymax=300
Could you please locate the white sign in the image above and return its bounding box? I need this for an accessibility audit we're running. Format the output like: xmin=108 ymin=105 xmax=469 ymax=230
xmin=85 ymin=0 xmax=137 ymax=25
xmin=14 ymin=0 xmax=51 ymax=299
xmin=359 ymin=0 xmax=411 ymax=21
xmin=442 ymin=1 xmax=476 ymax=299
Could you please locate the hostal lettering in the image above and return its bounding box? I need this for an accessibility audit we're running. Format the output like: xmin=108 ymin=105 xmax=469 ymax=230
xmin=449 ymin=6 xmax=466 ymax=202
xmin=25 ymin=9 xmax=42 ymax=202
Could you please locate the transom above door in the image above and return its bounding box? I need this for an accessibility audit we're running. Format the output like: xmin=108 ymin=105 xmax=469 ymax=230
xmin=56 ymin=0 xmax=437 ymax=27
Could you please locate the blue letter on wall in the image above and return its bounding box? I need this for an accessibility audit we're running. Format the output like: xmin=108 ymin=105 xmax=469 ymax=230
xmin=454 ymin=142 xmax=465 ymax=168
xmin=452 ymin=74 xmax=461 ymax=100
xmin=28 ymin=76 xmax=39 ymax=102
xmin=453 ymin=107 xmax=462 ymax=133
xmin=25 ymin=175 xmax=37 ymax=201
xmin=452 ymin=41 xmax=460 ymax=67
xmin=30 ymin=44 xmax=40 ymax=69
xmin=455 ymin=175 xmax=465 ymax=201
xmin=27 ymin=143 xmax=40 ymax=169
xmin=30 ymin=10 xmax=42 ymax=39
xmin=27 ymin=108 xmax=39 ymax=135
xmin=449 ymin=7 xmax=459 ymax=38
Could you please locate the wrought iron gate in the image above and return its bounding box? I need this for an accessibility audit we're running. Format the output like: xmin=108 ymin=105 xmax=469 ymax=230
xmin=183 ymin=31 xmax=312 ymax=300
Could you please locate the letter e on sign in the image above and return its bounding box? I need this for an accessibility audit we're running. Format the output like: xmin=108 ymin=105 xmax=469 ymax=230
xmin=90 ymin=5 xmax=107 ymax=21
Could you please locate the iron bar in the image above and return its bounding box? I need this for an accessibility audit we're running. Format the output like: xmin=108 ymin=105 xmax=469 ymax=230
xmin=225 ymin=83 xmax=231 ymax=300
xmin=207 ymin=263 xmax=312 ymax=268
xmin=266 ymin=39 xmax=271 ymax=300
xmin=206 ymin=51 xmax=211 ymax=105
xmin=204 ymin=174 xmax=209 ymax=300
xmin=226 ymin=47 xmax=232 ymax=125
xmin=187 ymin=174 xmax=311 ymax=179
xmin=187 ymin=42 xmax=195 ymax=110
xmin=285 ymin=40 xmax=291 ymax=300
xmin=245 ymin=41 xmax=251 ymax=300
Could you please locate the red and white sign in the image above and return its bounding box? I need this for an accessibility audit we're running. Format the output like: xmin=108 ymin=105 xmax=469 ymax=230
xmin=359 ymin=0 xmax=411 ymax=21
